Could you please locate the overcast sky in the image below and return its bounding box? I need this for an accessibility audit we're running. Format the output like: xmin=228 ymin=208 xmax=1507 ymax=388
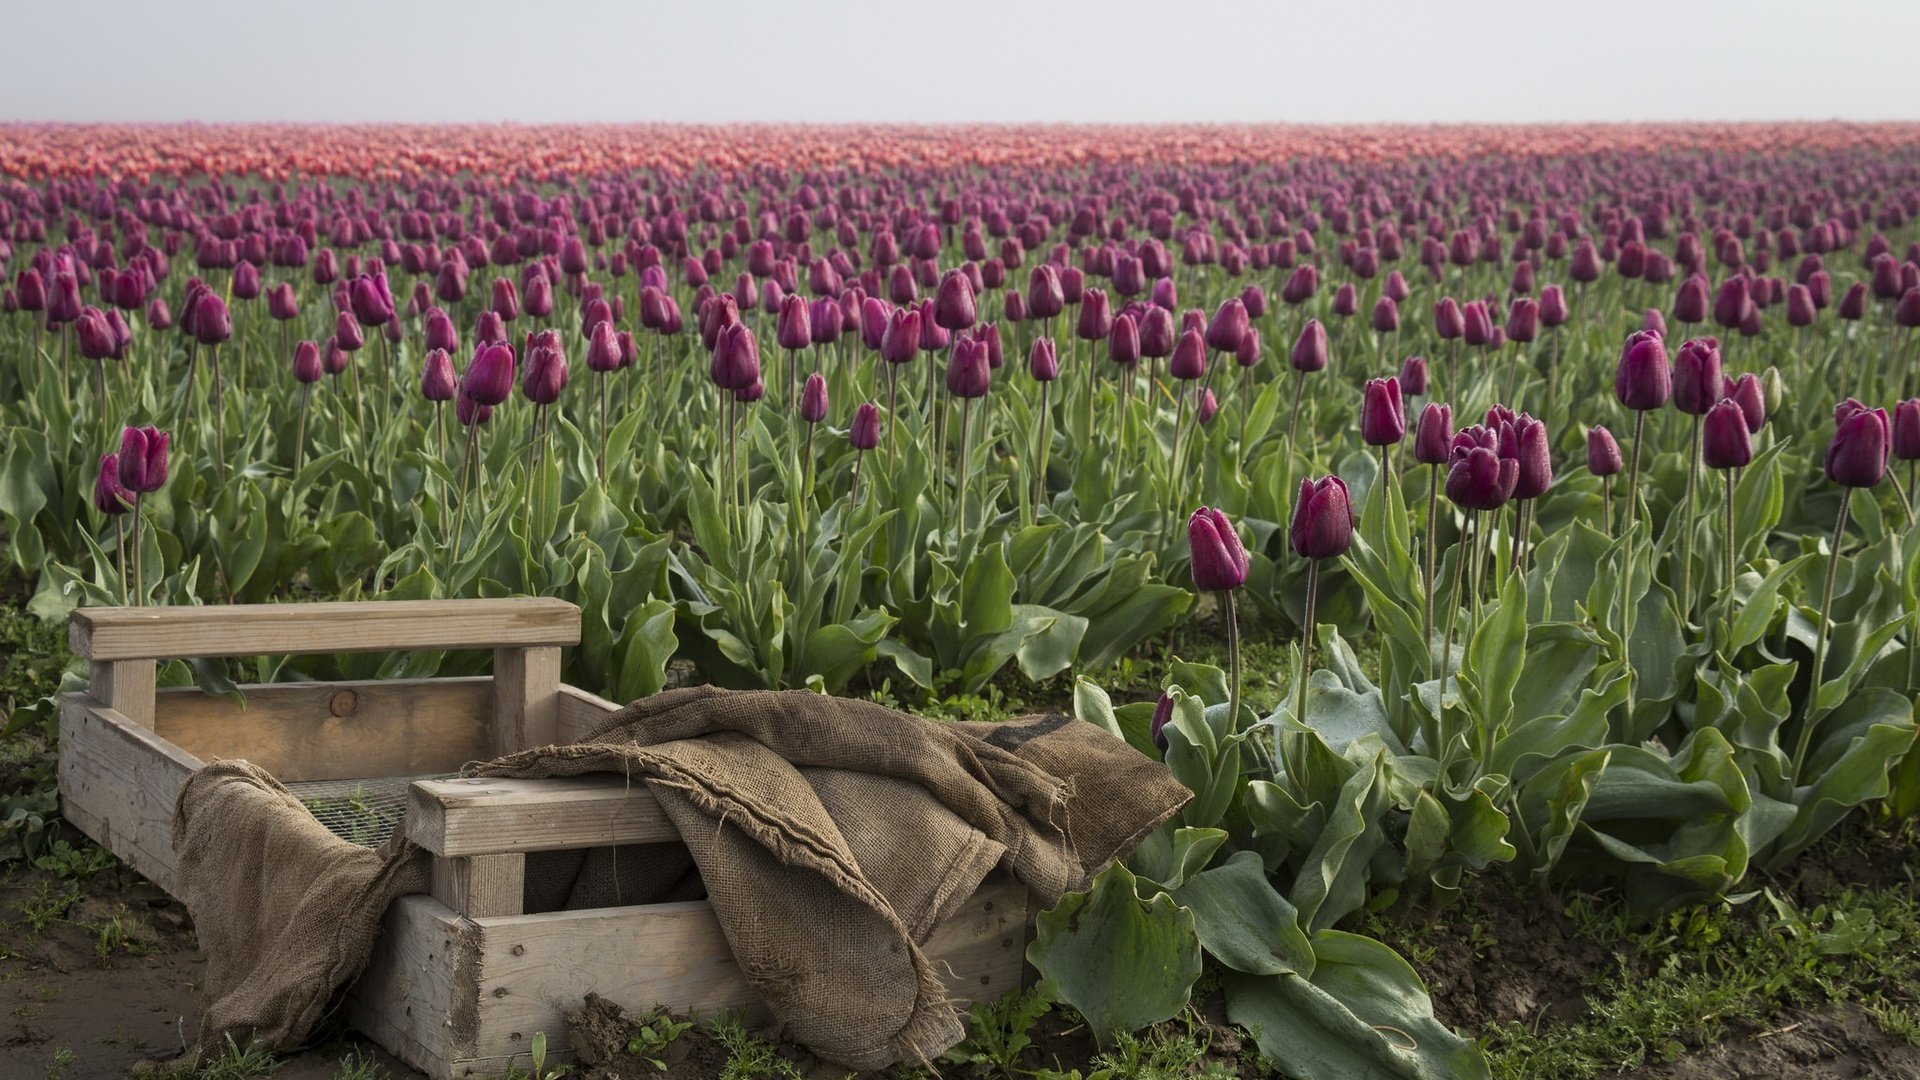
xmin=5 ymin=0 xmax=1916 ymax=125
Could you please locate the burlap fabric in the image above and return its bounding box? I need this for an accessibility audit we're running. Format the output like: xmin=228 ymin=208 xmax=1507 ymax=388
xmin=172 ymin=687 xmax=1188 ymax=1070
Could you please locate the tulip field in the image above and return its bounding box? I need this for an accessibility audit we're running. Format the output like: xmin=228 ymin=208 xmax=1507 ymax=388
xmin=8 ymin=122 xmax=1920 ymax=1078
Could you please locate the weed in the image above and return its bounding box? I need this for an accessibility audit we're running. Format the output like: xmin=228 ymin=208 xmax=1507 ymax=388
xmin=708 ymin=1013 xmax=804 ymax=1080
xmin=12 ymin=877 xmax=81 ymax=933
xmin=44 ymin=1046 xmax=75 ymax=1080
xmin=621 ymin=1006 xmax=693 ymax=1071
xmin=330 ymin=1047 xmax=390 ymax=1080
xmin=34 ymin=839 xmax=117 ymax=885
xmin=944 ymin=979 xmax=1057 ymax=1074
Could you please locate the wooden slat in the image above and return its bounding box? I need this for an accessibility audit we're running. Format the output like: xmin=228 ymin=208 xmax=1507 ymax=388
xmin=555 ymin=684 xmax=624 ymax=743
xmin=455 ymin=878 xmax=1030 ymax=1070
xmin=69 ymin=599 xmax=580 ymax=661
xmin=408 ymin=775 xmax=676 ymax=857
xmin=492 ymin=647 xmax=561 ymax=755
xmin=346 ymin=894 xmax=473 ymax=1080
xmin=56 ymin=697 xmax=204 ymax=896
xmin=89 ymin=659 xmax=156 ymax=728
xmin=431 ymin=853 xmax=527 ymax=918
xmin=151 ymin=677 xmax=493 ymax=783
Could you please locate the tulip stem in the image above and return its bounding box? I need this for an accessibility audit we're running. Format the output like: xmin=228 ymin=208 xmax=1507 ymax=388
xmin=1224 ymin=589 xmax=1242 ymax=734
xmin=597 ymin=375 xmax=609 ymax=482
xmin=1423 ymin=464 xmax=1439 ymax=681
xmin=1721 ymin=470 xmax=1737 ymax=656
xmin=1601 ymin=474 xmax=1613 ymax=537
xmin=1889 ymin=467 xmax=1914 ymax=524
xmin=1029 ymin=381 xmax=1052 ymax=525
xmin=1286 ymin=368 xmax=1307 ymax=452
xmin=210 ymin=346 xmax=228 ymax=487
xmin=957 ymin=398 xmax=974 ymax=537
xmin=1794 ymin=494 xmax=1852 ymax=776
xmin=114 ymin=515 xmax=128 ymax=607
xmin=294 ymin=386 xmax=310 ymax=477
xmin=1622 ymin=410 xmax=1647 ymax=707
xmin=1681 ymin=414 xmax=1700 ymax=623
xmin=1296 ymin=560 xmax=1319 ymax=731
xmin=130 ymin=494 xmax=144 ymax=607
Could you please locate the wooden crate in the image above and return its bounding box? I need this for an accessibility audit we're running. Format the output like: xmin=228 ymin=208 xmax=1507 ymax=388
xmin=58 ymin=600 xmax=1029 ymax=1078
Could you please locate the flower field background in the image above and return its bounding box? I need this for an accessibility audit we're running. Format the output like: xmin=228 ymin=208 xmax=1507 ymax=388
xmin=6 ymin=122 xmax=1920 ymax=1077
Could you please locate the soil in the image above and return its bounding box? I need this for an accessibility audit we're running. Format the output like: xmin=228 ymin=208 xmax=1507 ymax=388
xmin=1641 ymin=1004 xmax=1920 ymax=1080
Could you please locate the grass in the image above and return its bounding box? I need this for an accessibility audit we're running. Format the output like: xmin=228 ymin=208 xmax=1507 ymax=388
xmin=710 ymin=1013 xmax=806 ymax=1080
xmin=1481 ymin=834 xmax=1920 ymax=1078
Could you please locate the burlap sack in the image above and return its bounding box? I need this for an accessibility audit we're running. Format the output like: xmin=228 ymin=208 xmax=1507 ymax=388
xmin=172 ymin=687 xmax=1189 ymax=1070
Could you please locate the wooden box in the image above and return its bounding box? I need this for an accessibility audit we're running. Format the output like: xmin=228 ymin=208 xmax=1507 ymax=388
xmin=57 ymin=600 xmax=1029 ymax=1078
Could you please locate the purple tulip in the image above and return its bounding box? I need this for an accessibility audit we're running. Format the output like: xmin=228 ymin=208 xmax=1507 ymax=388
xmin=1170 ymin=328 xmax=1207 ymax=381
xmin=946 ymin=337 xmax=991 ymax=399
xmin=1029 ymin=337 xmax=1060 ymax=382
xmin=1205 ymin=297 xmax=1250 ymax=353
xmin=1672 ymin=338 xmax=1725 ymax=415
xmin=1414 ymin=403 xmax=1453 ymax=465
xmin=1587 ymin=426 xmax=1623 ymax=476
xmin=1290 ymin=477 xmax=1354 ymax=560
xmin=293 ymin=340 xmax=323 ymax=384
xmin=1702 ymin=400 xmax=1753 ymax=470
xmin=1827 ymin=399 xmax=1889 ymax=487
xmin=1360 ymin=377 xmax=1405 ymax=446
xmin=522 ymin=329 xmax=569 ymax=405
xmin=421 ymin=348 xmax=457 ymax=400
xmin=800 ymin=372 xmax=829 ymax=423
xmin=1290 ymin=319 xmax=1329 ymax=372
xmin=1614 ymin=330 xmax=1670 ymax=411
xmin=1501 ymin=414 xmax=1553 ymax=499
xmin=93 ymin=453 xmax=132 ymax=516
xmin=1188 ymin=507 xmax=1250 ymax=591
xmin=116 ymin=425 xmax=170 ymax=493
xmin=1398 ymin=355 xmax=1428 ymax=397
xmin=849 ymin=401 xmax=881 ymax=450
xmin=463 ymin=341 xmax=516 ymax=406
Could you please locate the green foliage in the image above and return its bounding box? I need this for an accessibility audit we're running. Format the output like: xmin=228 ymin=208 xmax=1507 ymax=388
xmin=943 ymin=979 xmax=1058 ymax=1072
xmin=621 ymin=1006 xmax=694 ymax=1072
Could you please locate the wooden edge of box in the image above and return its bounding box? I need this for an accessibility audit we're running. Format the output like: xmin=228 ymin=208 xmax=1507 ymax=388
xmin=56 ymin=694 xmax=205 ymax=897
xmin=70 ymin=598 xmax=581 ymax=661
xmin=352 ymin=880 xmax=1032 ymax=1078
xmin=408 ymin=774 xmax=678 ymax=857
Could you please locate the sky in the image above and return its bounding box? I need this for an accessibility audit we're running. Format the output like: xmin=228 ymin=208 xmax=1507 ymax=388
xmin=5 ymin=0 xmax=1917 ymax=126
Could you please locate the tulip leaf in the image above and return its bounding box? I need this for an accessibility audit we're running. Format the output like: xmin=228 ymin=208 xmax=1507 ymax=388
xmin=1027 ymin=862 xmax=1201 ymax=1044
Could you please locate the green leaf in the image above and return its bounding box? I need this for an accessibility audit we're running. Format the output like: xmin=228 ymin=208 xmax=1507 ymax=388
xmin=1225 ymin=931 xmax=1488 ymax=1080
xmin=1172 ymin=850 xmax=1316 ymax=978
xmin=1464 ymin=572 xmax=1528 ymax=731
xmin=1027 ymin=863 xmax=1202 ymax=1043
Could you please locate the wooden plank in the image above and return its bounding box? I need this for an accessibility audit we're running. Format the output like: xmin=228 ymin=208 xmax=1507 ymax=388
xmin=491 ymin=647 xmax=561 ymax=756
xmin=69 ymin=598 xmax=580 ymax=662
xmin=152 ymin=677 xmax=493 ymax=783
xmin=431 ymin=853 xmax=527 ymax=918
xmin=555 ymin=684 xmax=623 ymax=743
xmin=453 ymin=878 xmax=1030 ymax=1068
xmin=56 ymin=697 xmax=203 ymax=897
xmin=89 ymin=659 xmax=156 ymax=728
xmin=346 ymin=894 xmax=475 ymax=1080
xmin=408 ymin=775 xmax=677 ymax=857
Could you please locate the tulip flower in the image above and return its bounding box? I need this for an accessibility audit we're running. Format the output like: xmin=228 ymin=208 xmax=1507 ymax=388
xmin=115 ymin=425 xmax=169 ymax=605
xmin=848 ymin=401 xmax=881 ymax=509
xmin=1398 ymin=356 xmax=1428 ymax=398
xmin=1707 ymin=400 xmax=1752 ymax=647
xmin=1412 ymin=402 xmax=1455 ymax=663
xmin=1189 ymin=506 xmax=1251 ymax=731
xmin=1287 ymin=478 xmax=1352 ymax=729
xmin=1360 ymin=376 xmax=1405 ymax=450
xmin=93 ymin=451 xmax=135 ymax=602
xmin=1286 ymin=318 xmax=1329 ymax=449
xmin=1798 ymin=399 xmax=1892 ymax=771
xmin=1149 ymin=693 xmax=1175 ymax=754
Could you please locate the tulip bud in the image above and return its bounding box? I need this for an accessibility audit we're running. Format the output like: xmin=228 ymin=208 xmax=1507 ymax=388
xmin=1290 ymin=477 xmax=1354 ymax=560
xmin=1786 ymin=284 xmax=1817 ymax=327
xmin=1281 ymin=264 xmax=1318 ymax=305
xmin=587 ymin=321 xmax=621 ymax=374
xmin=267 ymin=281 xmax=299 ymax=321
xmin=93 ymin=454 xmax=132 ymax=516
xmin=1332 ymin=282 xmax=1359 ymax=318
xmin=1827 ymin=399 xmax=1890 ymax=487
xmin=292 ymin=340 xmax=323 ymax=384
xmin=1434 ymin=296 xmax=1465 ymax=340
xmin=1538 ymin=285 xmax=1569 ymax=328
xmin=116 ymin=425 xmax=170 ymax=493
xmin=335 ymin=311 xmax=365 ymax=352
xmin=1727 ymin=372 xmax=1766 ymax=432
xmin=524 ymin=274 xmax=555 ymax=319
xmin=1170 ymin=328 xmax=1207 ymax=381
xmin=413 ymin=347 xmax=456 ymax=401
xmin=491 ymin=277 xmax=520 ymax=321
xmin=1397 ymin=356 xmax=1428 ymax=397
xmin=776 ymin=293 xmax=813 ymax=351
xmin=1149 ymin=693 xmax=1174 ymax=752
xmin=1894 ymin=400 xmax=1920 ymax=461
xmin=1899 ymin=288 xmax=1920 ymax=329
xmin=849 ymin=401 xmax=881 ymax=450
xmin=1702 ymin=400 xmax=1753 ymax=470
xmin=934 ymin=269 xmax=977 ymax=332
xmin=1587 ymin=426 xmax=1623 ymax=476
xmin=351 ymin=273 xmax=394 ymax=327
xmin=1712 ymin=276 xmax=1751 ymax=330
xmin=1197 ymin=388 xmax=1220 ymax=426
xmin=1672 ymin=275 xmax=1710 ymax=325
xmin=1505 ymin=298 xmax=1538 ymax=343
xmin=457 ymin=393 xmax=493 ymax=428
xmin=76 ymin=308 xmax=115 ymax=360
xmin=193 ymin=294 xmax=232 ymax=346
xmin=426 ymin=307 xmax=459 ymax=354
xmin=1205 ymin=297 xmax=1249 ymax=353
xmin=1672 ymin=338 xmax=1725 ymax=415
xmin=1502 ymin=414 xmax=1553 ymax=499
xmin=946 ymin=337 xmax=992 ymax=399
xmin=146 ymin=298 xmax=172 ymax=331
xmin=1029 ymin=337 xmax=1060 ymax=382
xmin=800 ymin=372 xmax=829 ymax=423
xmin=1414 ymin=403 xmax=1453 ymax=465
xmin=1026 ymin=265 xmax=1064 ymax=319
xmin=1076 ymin=288 xmax=1112 ymax=341
xmin=1108 ymin=312 xmax=1142 ymax=368
xmin=711 ymin=322 xmax=762 ymax=390
xmin=1360 ymin=377 xmax=1405 ymax=446
xmin=463 ymin=341 xmax=516 ymax=406
xmin=1614 ymin=330 xmax=1670 ymax=410
xmin=1290 ymin=319 xmax=1329 ymax=372
xmin=1188 ymin=507 xmax=1250 ymax=590
xmin=1838 ymin=281 xmax=1869 ymax=321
